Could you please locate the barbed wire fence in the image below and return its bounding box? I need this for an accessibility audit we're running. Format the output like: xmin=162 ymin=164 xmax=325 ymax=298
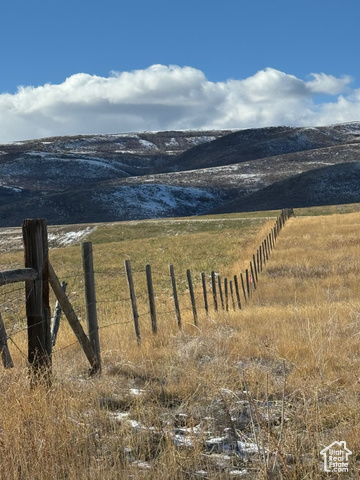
xmin=0 ymin=209 xmax=293 ymax=379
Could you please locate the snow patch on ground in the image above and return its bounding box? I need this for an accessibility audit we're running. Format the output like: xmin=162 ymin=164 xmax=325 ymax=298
xmin=48 ymin=227 xmax=96 ymax=247
xmin=0 ymin=226 xmax=96 ymax=253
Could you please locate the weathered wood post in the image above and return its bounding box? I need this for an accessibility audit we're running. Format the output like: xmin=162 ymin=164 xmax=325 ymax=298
xmin=224 ymin=278 xmax=229 ymax=311
xmin=211 ymin=271 xmax=218 ymax=311
xmin=82 ymin=242 xmax=101 ymax=372
xmin=201 ymin=273 xmax=209 ymax=315
xmin=253 ymin=254 xmax=258 ymax=283
xmin=250 ymin=262 xmax=257 ymax=291
xmin=48 ymin=263 xmax=99 ymax=372
xmin=125 ymin=260 xmax=141 ymax=345
xmin=246 ymin=268 xmax=251 ymax=298
xmin=169 ymin=265 xmax=182 ymax=330
xmin=217 ymin=275 xmax=225 ymax=310
xmin=233 ymin=275 xmax=242 ymax=310
xmin=22 ymin=219 xmax=51 ymax=385
xmin=145 ymin=264 xmax=157 ymax=334
xmin=229 ymin=280 xmax=236 ymax=311
xmin=187 ymin=269 xmax=198 ymax=325
xmin=0 ymin=312 xmax=14 ymax=368
xmin=240 ymin=273 xmax=247 ymax=304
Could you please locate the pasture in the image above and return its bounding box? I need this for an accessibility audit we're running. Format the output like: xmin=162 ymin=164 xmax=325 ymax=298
xmin=0 ymin=205 xmax=359 ymax=479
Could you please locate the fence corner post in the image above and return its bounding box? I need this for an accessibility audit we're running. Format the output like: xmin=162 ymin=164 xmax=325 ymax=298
xmin=22 ymin=218 xmax=52 ymax=386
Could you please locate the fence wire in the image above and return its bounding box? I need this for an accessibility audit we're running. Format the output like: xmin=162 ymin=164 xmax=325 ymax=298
xmin=0 ymin=209 xmax=292 ymax=368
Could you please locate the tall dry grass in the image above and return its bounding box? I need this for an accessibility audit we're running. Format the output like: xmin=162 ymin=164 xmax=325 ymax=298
xmin=0 ymin=210 xmax=359 ymax=478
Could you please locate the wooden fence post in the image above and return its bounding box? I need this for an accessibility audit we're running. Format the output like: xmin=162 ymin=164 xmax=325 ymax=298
xmin=246 ymin=269 xmax=251 ymax=298
xmin=264 ymin=239 xmax=269 ymax=262
xmin=250 ymin=262 xmax=257 ymax=291
xmin=217 ymin=275 xmax=225 ymax=310
xmin=48 ymin=263 xmax=99 ymax=373
xmin=201 ymin=273 xmax=209 ymax=315
xmin=269 ymin=233 xmax=273 ymax=252
xmin=22 ymin=218 xmax=51 ymax=385
xmin=125 ymin=260 xmax=141 ymax=345
xmin=224 ymin=278 xmax=229 ymax=311
xmin=0 ymin=312 xmax=14 ymax=369
xmin=240 ymin=273 xmax=247 ymax=304
xmin=51 ymin=281 xmax=67 ymax=348
xmin=82 ymin=242 xmax=101 ymax=372
xmin=253 ymin=254 xmax=258 ymax=283
xmin=169 ymin=265 xmax=182 ymax=330
xmin=229 ymin=280 xmax=236 ymax=311
xmin=186 ymin=269 xmax=198 ymax=325
xmin=211 ymin=271 xmax=218 ymax=311
xmin=145 ymin=264 xmax=157 ymax=334
xmin=261 ymin=241 xmax=266 ymax=266
xmin=233 ymin=275 xmax=242 ymax=310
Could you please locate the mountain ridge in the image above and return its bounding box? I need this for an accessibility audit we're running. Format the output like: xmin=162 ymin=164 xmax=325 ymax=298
xmin=1 ymin=122 xmax=360 ymax=226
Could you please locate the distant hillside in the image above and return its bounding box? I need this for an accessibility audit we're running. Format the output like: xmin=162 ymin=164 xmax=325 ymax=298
xmin=1 ymin=123 xmax=360 ymax=226
xmin=209 ymin=162 xmax=360 ymax=213
xmin=162 ymin=123 xmax=360 ymax=172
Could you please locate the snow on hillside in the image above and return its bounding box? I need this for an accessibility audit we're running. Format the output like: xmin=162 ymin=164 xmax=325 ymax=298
xmin=1 ymin=123 xmax=360 ymax=226
xmin=93 ymin=184 xmax=223 ymax=219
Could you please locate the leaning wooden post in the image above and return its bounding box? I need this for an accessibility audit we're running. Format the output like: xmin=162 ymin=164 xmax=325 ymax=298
xmin=186 ymin=269 xmax=198 ymax=325
xmin=82 ymin=242 xmax=101 ymax=372
xmin=22 ymin=218 xmax=51 ymax=385
xmin=211 ymin=271 xmax=218 ymax=311
xmin=145 ymin=264 xmax=157 ymax=334
xmin=169 ymin=265 xmax=182 ymax=330
xmin=0 ymin=312 xmax=14 ymax=368
xmin=48 ymin=263 xmax=99 ymax=373
xmin=125 ymin=260 xmax=141 ymax=345
xmin=201 ymin=273 xmax=209 ymax=315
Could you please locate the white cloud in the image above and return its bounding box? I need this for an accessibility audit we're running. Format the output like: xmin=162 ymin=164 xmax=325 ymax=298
xmin=0 ymin=65 xmax=358 ymax=143
xmin=306 ymin=72 xmax=352 ymax=95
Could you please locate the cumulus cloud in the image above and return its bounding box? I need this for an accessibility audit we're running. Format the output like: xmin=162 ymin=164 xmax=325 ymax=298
xmin=0 ymin=64 xmax=359 ymax=143
xmin=306 ymin=72 xmax=352 ymax=95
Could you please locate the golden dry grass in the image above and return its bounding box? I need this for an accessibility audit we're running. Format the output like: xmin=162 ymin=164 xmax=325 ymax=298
xmin=0 ymin=209 xmax=359 ymax=478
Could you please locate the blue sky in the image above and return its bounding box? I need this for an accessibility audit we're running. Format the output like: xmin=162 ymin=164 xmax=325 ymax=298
xmin=1 ymin=0 xmax=359 ymax=142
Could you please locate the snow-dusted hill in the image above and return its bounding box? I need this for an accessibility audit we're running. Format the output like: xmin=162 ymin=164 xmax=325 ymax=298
xmin=1 ymin=123 xmax=360 ymax=226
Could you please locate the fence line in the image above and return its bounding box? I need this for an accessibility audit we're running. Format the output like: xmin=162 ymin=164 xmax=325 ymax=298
xmin=0 ymin=209 xmax=293 ymax=379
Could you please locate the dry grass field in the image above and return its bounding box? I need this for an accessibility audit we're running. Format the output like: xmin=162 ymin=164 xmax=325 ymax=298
xmin=0 ymin=206 xmax=359 ymax=479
